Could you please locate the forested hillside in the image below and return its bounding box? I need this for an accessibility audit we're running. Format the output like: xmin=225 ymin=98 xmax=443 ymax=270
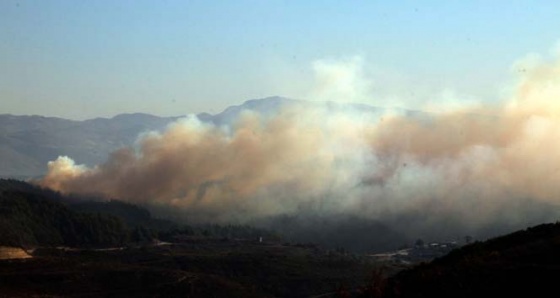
xmin=0 ymin=179 xmax=279 ymax=248
xmin=370 ymin=222 xmax=560 ymax=297
xmin=0 ymin=179 xmax=129 ymax=247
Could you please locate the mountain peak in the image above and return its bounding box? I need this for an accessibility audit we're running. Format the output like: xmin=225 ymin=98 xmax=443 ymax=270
xmin=241 ymin=96 xmax=297 ymax=106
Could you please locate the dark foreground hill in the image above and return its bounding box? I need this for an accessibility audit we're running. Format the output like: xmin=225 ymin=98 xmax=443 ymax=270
xmin=369 ymin=221 xmax=560 ymax=297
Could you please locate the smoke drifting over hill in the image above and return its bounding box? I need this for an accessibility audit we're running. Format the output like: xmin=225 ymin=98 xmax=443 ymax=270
xmin=39 ymin=55 xmax=560 ymax=239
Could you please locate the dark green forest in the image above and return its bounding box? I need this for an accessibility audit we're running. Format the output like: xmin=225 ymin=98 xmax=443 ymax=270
xmin=0 ymin=179 xmax=278 ymax=248
xmin=0 ymin=180 xmax=128 ymax=247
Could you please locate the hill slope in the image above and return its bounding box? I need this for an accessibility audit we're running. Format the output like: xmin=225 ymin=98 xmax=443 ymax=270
xmin=0 ymin=179 xmax=280 ymax=248
xmin=0 ymin=179 xmax=129 ymax=247
xmin=0 ymin=113 xmax=181 ymax=177
xmin=378 ymin=221 xmax=560 ymax=297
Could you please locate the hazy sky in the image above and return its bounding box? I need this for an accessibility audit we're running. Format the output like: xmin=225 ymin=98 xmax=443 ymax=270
xmin=2 ymin=0 xmax=560 ymax=119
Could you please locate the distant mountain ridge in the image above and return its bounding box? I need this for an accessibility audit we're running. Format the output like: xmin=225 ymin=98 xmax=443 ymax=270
xmin=0 ymin=96 xmax=428 ymax=178
xmin=0 ymin=97 xmax=260 ymax=177
xmin=0 ymin=112 xmax=183 ymax=177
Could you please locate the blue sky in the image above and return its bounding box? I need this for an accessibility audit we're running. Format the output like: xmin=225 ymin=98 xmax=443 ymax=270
xmin=2 ymin=0 xmax=560 ymax=119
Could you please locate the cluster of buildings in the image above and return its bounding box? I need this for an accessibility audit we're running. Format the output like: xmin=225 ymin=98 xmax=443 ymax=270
xmin=368 ymin=241 xmax=461 ymax=264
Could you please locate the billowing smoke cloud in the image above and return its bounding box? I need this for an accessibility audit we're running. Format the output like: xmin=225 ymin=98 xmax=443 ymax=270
xmin=309 ymin=56 xmax=372 ymax=104
xmin=38 ymin=53 xmax=560 ymax=241
xmin=39 ymin=107 xmax=376 ymax=220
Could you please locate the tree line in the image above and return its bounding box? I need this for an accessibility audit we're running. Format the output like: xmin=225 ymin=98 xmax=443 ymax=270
xmin=0 ymin=179 xmax=278 ymax=248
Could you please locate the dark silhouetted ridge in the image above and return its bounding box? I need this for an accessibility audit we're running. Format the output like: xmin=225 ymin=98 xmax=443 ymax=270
xmin=377 ymin=221 xmax=560 ymax=297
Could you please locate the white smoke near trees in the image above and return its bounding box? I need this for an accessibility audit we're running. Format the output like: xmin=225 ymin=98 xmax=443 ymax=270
xmin=38 ymin=52 xmax=560 ymax=240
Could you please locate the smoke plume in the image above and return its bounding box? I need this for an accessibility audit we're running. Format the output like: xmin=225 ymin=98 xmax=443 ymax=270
xmin=38 ymin=54 xmax=560 ymax=240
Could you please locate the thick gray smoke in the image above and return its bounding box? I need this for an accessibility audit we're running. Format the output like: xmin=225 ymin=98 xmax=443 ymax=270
xmin=38 ymin=55 xmax=560 ymax=242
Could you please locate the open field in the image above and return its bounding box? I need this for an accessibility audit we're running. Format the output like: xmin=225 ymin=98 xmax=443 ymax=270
xmin=0 ymin=240 xmax=401 ymax=297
